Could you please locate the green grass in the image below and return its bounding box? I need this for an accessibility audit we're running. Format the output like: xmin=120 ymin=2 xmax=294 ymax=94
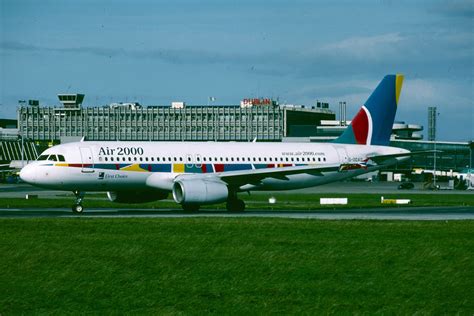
xmin=1 ymin=218 xmax=473 ymax=314
xmin=1 ymin=192 xmax=473 ymax=211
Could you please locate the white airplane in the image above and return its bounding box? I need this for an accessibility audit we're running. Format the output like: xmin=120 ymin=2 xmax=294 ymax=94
xmin=20 ymin=74 xmax=417 ymax=213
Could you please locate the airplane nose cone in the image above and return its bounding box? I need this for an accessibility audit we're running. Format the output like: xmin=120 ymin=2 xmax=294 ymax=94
xmin=19 ymin=165 xmax=36 ymax=184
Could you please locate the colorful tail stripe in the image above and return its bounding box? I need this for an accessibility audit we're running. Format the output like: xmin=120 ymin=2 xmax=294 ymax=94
xmin=335 ymin=74 xmax=403 ymax=146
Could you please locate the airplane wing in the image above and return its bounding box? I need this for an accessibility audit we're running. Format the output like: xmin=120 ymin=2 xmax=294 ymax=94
xmin=175 ymin=163 xmax=340 ymax=188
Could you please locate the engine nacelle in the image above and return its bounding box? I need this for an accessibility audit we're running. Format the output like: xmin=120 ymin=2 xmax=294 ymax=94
xmin=107 ymin=190 xmax=168 ymax=204
xmin=172 ymin=179 xmax=228 ymax=205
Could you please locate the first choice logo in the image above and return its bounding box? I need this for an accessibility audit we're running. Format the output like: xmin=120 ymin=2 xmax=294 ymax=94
xmin=99 ymin=147 xmax=144 ymax=156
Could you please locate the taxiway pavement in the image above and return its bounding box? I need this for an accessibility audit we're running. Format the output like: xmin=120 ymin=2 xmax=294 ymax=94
xmin=1 ymin=206 xmax=473 ymax=220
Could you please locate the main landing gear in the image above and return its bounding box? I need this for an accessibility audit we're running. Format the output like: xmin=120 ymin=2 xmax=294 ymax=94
xmin=226 ymin=198 xmax=245 ymax=212
xmin=72 ymin=191 xmax=85 ymax=214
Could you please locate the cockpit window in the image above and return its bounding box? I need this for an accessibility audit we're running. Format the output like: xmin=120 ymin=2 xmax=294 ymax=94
xmin=37 ymin=155 xmax=49 ymax=161
xmin=49 ymin=155 xmax=57 ymax=161
xmin=57 ymin=155 xmax=65 ymax=162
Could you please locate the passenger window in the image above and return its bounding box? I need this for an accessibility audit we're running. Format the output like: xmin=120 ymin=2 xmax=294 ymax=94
xmin=140 ymin=157 xmax=143 ymax=162
xmin=231 ymin=157 xmax=234 ymax=162
xmin=145 ymin=157 xmax=149 ymax=162
xmin=269 ymin=158 xmax=272 ymax=162
xmin=285 ymin=157 xmax=289 ymax=162
xmin=128 ymin=157 xmax=131 ymax=161
xmin=236 ymin=157 xmax=240 ymax=162
xmin=105 ymin=157 xmax=108 ymax=162
xmin=174 ymin=157 xmax=177 ymax=162
xmin=134 ymin=157 xmax=137 ymax=161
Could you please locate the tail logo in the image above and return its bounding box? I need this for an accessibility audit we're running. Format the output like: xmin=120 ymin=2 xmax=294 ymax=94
xmin=351 ymin=105 xmax=373 ymax=145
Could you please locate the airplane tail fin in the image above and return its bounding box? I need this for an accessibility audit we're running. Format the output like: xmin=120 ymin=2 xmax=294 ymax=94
xmin=334 ymin=74 xmax=404 ymax=146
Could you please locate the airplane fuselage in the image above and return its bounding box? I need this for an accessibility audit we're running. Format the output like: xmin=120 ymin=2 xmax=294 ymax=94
xmin=20 ymin=141 xmax=408 ymax=192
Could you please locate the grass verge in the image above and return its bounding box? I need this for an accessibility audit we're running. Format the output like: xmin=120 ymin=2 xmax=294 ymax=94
xmin=1 ymin=218 xmax=473 ymax=314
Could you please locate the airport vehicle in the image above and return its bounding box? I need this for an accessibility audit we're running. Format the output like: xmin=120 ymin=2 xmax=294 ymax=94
xmin=398 ymin=182 xmax=415 ymax=190
xmin=20 ymin=74 xmax=417 ymax=213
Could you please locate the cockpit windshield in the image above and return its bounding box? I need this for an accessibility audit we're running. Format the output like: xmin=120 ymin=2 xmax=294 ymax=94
xmin=36 ymin=154 xmax=66 ymax=162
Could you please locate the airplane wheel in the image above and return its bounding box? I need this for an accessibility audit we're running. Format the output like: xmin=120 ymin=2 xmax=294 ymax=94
xmin=226 ymin=199 xmax=245 ymax=212
xmin=72 ymin=204 xmax=84 ymax=214
xmin=182 ymin=204 xmax=200 ymax=212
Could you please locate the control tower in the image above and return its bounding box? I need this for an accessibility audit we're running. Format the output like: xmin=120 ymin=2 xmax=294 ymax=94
xmin=58 ymin=94 xmax=85 ymax=108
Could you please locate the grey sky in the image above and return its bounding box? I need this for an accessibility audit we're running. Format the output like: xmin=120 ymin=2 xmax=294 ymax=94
xmin=1 ymin=0 xmax=473 ymax=141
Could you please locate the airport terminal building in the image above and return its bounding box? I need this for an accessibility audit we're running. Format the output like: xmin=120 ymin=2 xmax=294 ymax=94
xmin=17 ymin=95 xmax=334 ymax=142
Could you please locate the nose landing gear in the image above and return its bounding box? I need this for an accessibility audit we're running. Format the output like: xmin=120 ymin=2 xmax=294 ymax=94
xmin=72 ymin=191 xmax=85 ymax=214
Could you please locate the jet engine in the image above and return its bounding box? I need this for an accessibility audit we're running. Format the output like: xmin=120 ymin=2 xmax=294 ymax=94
xmin=172 ymin=179 xmax=228 ymax=205
xmin=107 ymin=190 xmax=168 ymax=204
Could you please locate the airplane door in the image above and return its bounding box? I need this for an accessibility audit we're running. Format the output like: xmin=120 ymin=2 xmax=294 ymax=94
xmin=336 ymin=147 xmax=348 ymax=163
xmin=79 ymin=147 xmax=95 ymax=173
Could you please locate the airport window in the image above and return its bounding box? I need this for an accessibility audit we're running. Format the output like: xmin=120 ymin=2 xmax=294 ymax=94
xmin=58 ymin=155 xmax=65 ymax=162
